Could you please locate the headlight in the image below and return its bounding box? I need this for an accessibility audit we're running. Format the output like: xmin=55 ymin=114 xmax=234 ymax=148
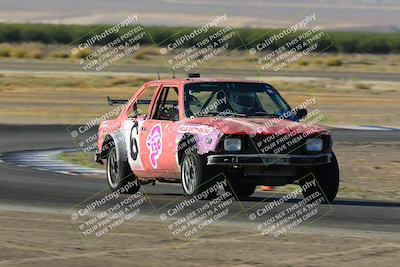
xmin=306 ymin=137 xmax=323 ymax=152
xmin=224 ymin=138 xmax=241 ymax=152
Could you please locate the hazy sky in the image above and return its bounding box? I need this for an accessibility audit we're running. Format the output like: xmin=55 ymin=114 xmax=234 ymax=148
xmin=0 ymin=0 xmax=399 ymax=31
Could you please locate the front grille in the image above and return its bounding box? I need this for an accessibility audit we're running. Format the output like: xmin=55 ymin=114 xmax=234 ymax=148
xmin=219 ymin=134 xmax=330 ymax=155
xmin=247 ymin=134 xmax=305 ymax=154
xmin=247 ymin=134 xmax=330 ymax=155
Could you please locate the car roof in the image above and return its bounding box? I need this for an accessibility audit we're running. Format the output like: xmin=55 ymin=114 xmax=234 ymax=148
xmin=153 ymin=77 xmax=265 ymax=85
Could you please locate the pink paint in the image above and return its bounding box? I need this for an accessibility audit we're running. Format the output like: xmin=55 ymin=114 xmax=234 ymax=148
xmin=146 ymin=124 xmax=162 ymax=168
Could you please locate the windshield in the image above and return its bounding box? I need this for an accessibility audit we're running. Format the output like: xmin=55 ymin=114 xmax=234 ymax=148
xmin=184 ymin=82 xmax=291 ymax=118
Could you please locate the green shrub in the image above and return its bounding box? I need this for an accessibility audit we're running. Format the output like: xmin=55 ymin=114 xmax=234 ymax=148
xmin=9 ymin=47 xmax=27 ymax=58
xmin=298 ymin=59 xmax=309 ymax=66
xmin=27 ymin=49 xmax=44 ymax=59
xmin=353 ymin=83 xmax=371 ymax=90
xmin=326 ymin=58 xmax=342 ymax=66
xmin=0 ymin=45 xmax=11 ymax=57
xmin=0 ymin=23 xmax=400 ymax=54
xmin=49 ymin=50 xmax=69 ymax=58
xmin=133 ymin=51 xmax=147 ymax=60
xmin=313 ymin=59 xmax=323 ymax=65
xmin=71 ymin=48 xmax=92 ymax=59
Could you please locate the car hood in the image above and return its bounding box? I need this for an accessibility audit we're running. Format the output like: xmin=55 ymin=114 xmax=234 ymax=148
xmin=188 ymin=117 xmax=329 ymax=136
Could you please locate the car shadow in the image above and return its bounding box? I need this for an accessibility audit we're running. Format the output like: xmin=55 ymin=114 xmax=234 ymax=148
xmin=244 ymin=195 xmax=400 ymax=208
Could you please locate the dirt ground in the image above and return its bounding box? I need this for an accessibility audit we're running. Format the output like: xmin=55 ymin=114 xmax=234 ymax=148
xmin=334 ymin=142 xmax=400 ymax=201
xmin=0 ymin=209 xmax=399 ymax=267
xmin=0 ymin=73 xmax=399 ymax=126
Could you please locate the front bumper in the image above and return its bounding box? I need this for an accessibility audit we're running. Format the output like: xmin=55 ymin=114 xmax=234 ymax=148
xmin=207 ymin=153 xmax=331 ymax=166
xmin=94 ymin=151 xmax=104 ymax=164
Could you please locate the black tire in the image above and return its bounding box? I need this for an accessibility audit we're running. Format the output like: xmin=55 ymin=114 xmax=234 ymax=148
xmin=181 ymin=150 xmax=219 ymax=199
xmin=106 ymin=144 xmax=140 ymax=194
xmin=224 ymin=181 xmax=257 ymax=199
xmin=299 ymin=152 xmax=339 ymax=203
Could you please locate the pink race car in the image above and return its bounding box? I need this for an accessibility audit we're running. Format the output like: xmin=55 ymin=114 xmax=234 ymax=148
xmin=96 ymin=74 xmax=339 ymax=202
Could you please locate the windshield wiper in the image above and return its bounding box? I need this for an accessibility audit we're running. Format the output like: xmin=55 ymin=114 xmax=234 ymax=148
xmin=202 ymin=111 xmax=247 ymax=117
xmin=249 ymin=111 xmax=280 ymax=117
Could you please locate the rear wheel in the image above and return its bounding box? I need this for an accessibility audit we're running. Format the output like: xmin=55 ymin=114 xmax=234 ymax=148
xmin=299 ymin=152 xmax=339 ymax=203
xmin=106 ymin=145 xmax=140 ymax=194
xmin=181 ymin=150 xmax=218 ymax=199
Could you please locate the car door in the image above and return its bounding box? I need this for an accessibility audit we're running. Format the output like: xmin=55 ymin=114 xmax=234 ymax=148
xmin=122 ymin=84 xmax=160 ymax=173
xmin=140 ymin=86 xmax=180 ymax=177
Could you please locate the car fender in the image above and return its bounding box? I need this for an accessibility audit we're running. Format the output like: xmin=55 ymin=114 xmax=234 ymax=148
xmin=176 ymin=123 xmax=224 ymax=156
xmin=108 ymin=129 xmax=128 ymax=163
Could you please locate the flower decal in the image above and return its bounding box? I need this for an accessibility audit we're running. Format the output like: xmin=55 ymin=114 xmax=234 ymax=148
xmin=146 ymin=124 xmax=162 ymax=168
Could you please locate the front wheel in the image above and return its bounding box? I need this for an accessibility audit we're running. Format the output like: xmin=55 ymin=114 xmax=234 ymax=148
xmin=181 ymin=150 xmax=218 ymax=199
xmin=106 ymin=145 xmax=140 ymax=194
xmin=299 ymin=152 xmax=339 ymax=203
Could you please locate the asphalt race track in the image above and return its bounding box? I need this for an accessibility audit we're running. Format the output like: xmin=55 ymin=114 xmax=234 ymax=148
xmin=0 ymin=124 xmax=399 ymax=235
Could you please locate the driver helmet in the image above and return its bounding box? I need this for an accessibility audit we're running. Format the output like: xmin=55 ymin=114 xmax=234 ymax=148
xmin=228 ymin=91 xmax=256 ymax=113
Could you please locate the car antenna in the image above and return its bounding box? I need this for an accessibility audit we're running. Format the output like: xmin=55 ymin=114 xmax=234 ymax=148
xmin=157 ymin=72 xmax=160 ymax=80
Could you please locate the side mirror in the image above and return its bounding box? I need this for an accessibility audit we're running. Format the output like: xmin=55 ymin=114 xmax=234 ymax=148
xmin=129 ymin=102 xmax=140 ymax=118
xmin=296 ymin=108 xmax=307 ymax=120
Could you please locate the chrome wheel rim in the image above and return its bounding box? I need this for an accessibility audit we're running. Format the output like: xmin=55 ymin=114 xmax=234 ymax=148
xmin=182 ymin=153 xmax=197 ymax=194
xmin=107 ymin=148 xmax=119 ymax=188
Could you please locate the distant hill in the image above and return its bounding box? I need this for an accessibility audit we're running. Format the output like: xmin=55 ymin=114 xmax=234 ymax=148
xmin=0 ymin=0 xmax=399 ymax=32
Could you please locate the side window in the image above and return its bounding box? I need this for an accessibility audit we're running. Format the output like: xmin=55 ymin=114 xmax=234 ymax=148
xmin=130 ymin=85 xmax=158 ymax=117
xmin=153 ymin=87 xmax=179 ymax=121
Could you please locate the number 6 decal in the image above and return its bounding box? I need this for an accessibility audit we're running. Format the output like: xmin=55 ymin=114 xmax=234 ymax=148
xmin=130 ymin=122 xmax=139 ymax=161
